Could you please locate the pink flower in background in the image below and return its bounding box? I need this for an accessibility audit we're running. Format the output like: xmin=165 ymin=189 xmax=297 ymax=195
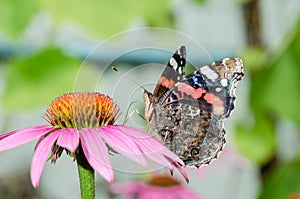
xmin=110 ymin=175 xmax=201 ymax=199
xmin=0 ymin=92 xmax=186 ymax=187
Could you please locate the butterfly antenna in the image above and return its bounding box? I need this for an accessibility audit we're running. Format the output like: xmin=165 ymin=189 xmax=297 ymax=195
xmin=112 ymin=66 xmax=149 ymax=92
xmin=127 ymin=78 xmax=149 ymax=92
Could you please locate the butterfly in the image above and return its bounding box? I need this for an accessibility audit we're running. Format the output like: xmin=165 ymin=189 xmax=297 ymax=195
xmin=144 ymin=46 xmax=244 ymax=167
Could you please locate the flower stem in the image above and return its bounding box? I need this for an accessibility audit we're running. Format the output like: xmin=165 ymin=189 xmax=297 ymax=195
xmin=77 ymin=147 xmax=95 ymax=199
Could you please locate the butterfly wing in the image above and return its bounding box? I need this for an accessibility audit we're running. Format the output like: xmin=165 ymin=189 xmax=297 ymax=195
xmin=152 ymin=46 xmax=186 ymax=103
xmin=144 ymin=46 xmax=186 ymax=130
xmin=170 ymin=58 xmax=244 ymax=118
xmin=146 ymin=46 xmax=244 ymax=168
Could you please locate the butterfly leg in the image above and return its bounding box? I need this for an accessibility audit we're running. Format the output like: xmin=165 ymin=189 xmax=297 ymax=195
xmin=123 ymin=100 xmax=145 ymax=125
xmin=159 ymin=129 xmax=174 ymax=144
xmin=122 ymin=109 xmax=145 ymax=125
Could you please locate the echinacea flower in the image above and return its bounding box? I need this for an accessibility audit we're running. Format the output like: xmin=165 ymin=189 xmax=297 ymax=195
xmin=0 ymin=92 xmax=186 ymax=188
xmin=109 ymin=175 xmax=201 ymax=199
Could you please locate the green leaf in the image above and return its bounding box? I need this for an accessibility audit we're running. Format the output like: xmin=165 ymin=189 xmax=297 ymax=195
xmin=259 ymin=157 xmax=300 ymax=199
xmin=191 ymin=0 xmax=207 ymax=5
xmin=240 ymin=46 xmax=268 ymax=73
xmin=250 ymin=20 xmax=300 ymax=125
xmin=39 ymin=0 xmax=172 ymax=38
xmin=2 ymin=48 xmax=84 ymax=110
xmin=0 ymin=0 xmax=38 ymax=38
xmin=234 ymin=112 xmax=275 ymax=165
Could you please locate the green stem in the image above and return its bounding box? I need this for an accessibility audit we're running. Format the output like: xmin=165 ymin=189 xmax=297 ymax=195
xmin=77 ymin=146 xmax=95 ymax=199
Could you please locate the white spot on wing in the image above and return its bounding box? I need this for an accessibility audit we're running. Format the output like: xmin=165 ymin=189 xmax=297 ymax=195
xmin=170 ymin=57 xmax=178 ymax=70
xmin=178 ymin=66 xmax=183 ymax=74
xmin=215 ymin=87 xmax=222 ymax=92
xmin=220 ymin=79 xmax=228 ymax=87
xmin=200 ymin=66 xmax=218 ymax=81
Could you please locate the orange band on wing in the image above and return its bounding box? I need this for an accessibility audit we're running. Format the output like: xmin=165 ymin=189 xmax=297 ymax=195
xmin=159 ymin=77 xmax=175 ymax=89
xmin=203 ymin=93 xmax=224 ymax=115
xmin=177 ymin=83 xmax=206 ymax=99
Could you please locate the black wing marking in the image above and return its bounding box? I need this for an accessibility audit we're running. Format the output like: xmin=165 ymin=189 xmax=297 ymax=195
xmin=164 ymin=58 xmax=244 ymax=117
xmin=153 ymin=46 xmax=186 ymax=101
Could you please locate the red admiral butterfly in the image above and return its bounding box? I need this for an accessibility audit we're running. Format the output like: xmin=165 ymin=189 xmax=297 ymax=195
xmin=144 ymin=46 xmax=244 ymax=167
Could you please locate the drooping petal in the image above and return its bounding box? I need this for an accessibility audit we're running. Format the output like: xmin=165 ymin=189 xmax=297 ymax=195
xmin=99 ymin=126 xmax=147 ymax=167
xmin=0 ymin=125 xmax=54 ymax=152
xmin=106 ymin=126 xmax=189 ymax=181
xmin=108 ymin=126 xmax=183 ymax=166
xmin=80 ymin=128 xmax=114 ymax=183
xmin=30 ymin=129 xmax=63 ymax=187
xmin=0 ymin=131 xmax=15 ymax=140
xmin=171 ymin=162 xmax=189 ymax=183
xmin=57 ymin=128 xmax=80 ymax=153
xmin=145 ymin=153 xmax=175 ymax=170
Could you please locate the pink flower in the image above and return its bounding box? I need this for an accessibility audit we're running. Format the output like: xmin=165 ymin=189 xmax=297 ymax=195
xmin=109 ymin=175 xmax=201 ymax=199
xmin=0 ymin=92 xmax=186 ymax=187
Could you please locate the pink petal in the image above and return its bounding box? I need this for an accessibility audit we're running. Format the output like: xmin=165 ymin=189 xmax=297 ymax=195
xmin=174 ymin=186 xmax=201 ymax=199
xmin=146 ymin=153 xmax=175 ymax=170
xmin=139 ymin=190 xmax=165 ymax=199
xmin=172 ymin=162 xmax=189 ymax=183
xmin=121 ymin=126 xmax=183 ymax=166
xmin=138 ymin=186 xmax=172 ymax=199
xmin=0 ymin=131 xmax=15 ymax=140
xmin=109 ymin=182 xmax=142 ymax=195
xmin=57 ymin=128 xmax=79 ymax=153
xmin=106 ymin=126 xmax=183 ymax=166
xmin=0 ymin=125 xmax=54 ymax=152
xmin=30 ymin=130 xmax=63 ymax=187
xmin=80 ymin=128 xmax=114 ymax=183
xmin=111 ymin=126 xmax=188 ymax=182
xmin=99 ymin=126 xmax=147 ymax=167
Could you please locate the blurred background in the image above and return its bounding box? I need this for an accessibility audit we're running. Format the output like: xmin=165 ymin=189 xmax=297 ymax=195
xmin=0 ymin=0 xmax=299 ymax=198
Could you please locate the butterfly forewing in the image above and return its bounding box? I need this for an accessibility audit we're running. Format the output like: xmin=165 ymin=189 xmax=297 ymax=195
xmin=152 ymin=46 xmax=186 ymax=102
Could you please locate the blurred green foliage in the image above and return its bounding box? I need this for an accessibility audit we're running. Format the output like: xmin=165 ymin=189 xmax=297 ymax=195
xmin=41 ymin=0 xmax=172 ymax=38
xmin=235 ymin=112 xmax=275 ymax=165
xmin=191 ymin=0 xmax=207 ymax=5
xmin=0 ymin=0 xmax=38 ymax=38
xmin=235 ymin=20 xmax=300 ymax=166
xmin=259 ymin=157 xmax=300 ymax=199
xmin=0 ymin=0 xmax=172 ymax=39
xmin=251 ymin=22 xmax=300 ymax=125
xmin=235 ymin=18 xmax=300 ymax=199
xmin=2 ymin=48 xmax=81 ymax=110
